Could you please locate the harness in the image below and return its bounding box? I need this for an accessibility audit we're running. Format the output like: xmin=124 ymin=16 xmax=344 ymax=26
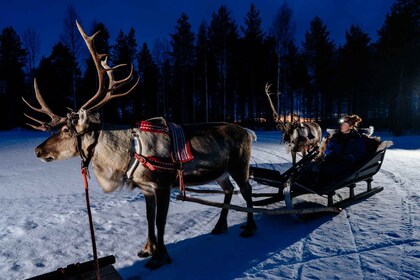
xmin=296 ymin=123 xmax=319 ymax=151
xmin=125 ymin=119 xmax=194 ymax=196
xmin=301 ymin=123 xmax=316 ymax=140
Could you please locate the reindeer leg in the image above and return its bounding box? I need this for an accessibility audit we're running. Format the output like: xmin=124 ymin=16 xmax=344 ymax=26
xmin=292 ymin=152 xmax=297 ymax=165
xmin=229 ymin=168 xmax=257 ymax=237
xmin=211 ymin=175 xmax=234 ymax=234
xmin=138 ymin=192 xmax=156 ymax=258
xmin=145 ymin=187 xmax=172 ymax=269
xmin=237 ymin=180 xmax=257 ymax=237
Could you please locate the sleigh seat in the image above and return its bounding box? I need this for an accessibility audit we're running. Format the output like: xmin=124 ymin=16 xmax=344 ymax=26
xmin=286 ymin=133 xmax=393 ymax=209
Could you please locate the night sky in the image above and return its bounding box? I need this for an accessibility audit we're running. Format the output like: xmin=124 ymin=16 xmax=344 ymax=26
xmin=1 ymin=0 xmax=395 ymax=60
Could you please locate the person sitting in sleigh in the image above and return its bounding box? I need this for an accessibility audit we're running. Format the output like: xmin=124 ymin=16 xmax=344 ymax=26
xmin=297 ymin=114 xmax=367 ymax=188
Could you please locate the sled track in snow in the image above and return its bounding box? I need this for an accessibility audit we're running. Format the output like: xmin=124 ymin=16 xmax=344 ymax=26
xmin=251 ymin=145 xmax=291 ymax=172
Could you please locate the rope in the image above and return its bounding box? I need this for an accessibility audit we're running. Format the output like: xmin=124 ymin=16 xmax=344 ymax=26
xmin=81 ymin=167 xmax=100 ymax=280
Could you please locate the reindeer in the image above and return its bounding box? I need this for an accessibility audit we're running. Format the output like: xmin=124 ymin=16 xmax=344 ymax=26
xmin=264 ymin=83 xmax=322 ymax=165
xmin=23 ymin=21 xmax=257 ymax=269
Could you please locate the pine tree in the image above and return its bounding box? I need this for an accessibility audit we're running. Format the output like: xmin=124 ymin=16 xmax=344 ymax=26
xmin=60 ymin=5 xmax=83 ymax=109
xmin=285 ymin=42 xmax=309 ymax=119
xmin=271 ymin=1 xmax=295 ymax=120
xmin=22 ymin=28 xmax=40 ymax=77
xmin=137 ymin=42 xmax=159 ymax=119
xmin=170 ymin=12 xmax=195 ymax=122
xmin=151 ymin=38 xmax=171 ymax=118
xmin=239 ymin=3 xmax=266 ymax=124
xmin=376 ymin=0 xmax=420 ymax=134
xmin=303 ymin=16 xmax=336 ymax=121
xmin=0 ymin=27 xmax=27 ymax=129
xmin=195 ymin=21 xmax=209 ymax=122
xmin=338 ymin=25 xmax=372 ymax=118
xmin=208 ymin=5 xmax=239 ymax=121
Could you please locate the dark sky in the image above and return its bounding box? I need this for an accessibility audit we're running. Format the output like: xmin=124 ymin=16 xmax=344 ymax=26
xmin=1 ymin=0 xmax=395 ymax=60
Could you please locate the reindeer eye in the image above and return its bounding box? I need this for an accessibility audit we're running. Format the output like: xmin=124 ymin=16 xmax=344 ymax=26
xmin=63 ymin=127 xmax=70 ymax=133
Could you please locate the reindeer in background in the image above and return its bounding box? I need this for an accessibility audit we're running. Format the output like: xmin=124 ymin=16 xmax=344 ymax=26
xmin=264 ymin=83 xmax=322 ymax=165
xmin=23 ymin=21 xmax=257 ymax=269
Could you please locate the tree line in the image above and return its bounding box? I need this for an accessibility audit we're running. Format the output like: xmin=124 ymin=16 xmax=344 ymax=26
xmin=0 ymin=0 xmax=419 ymax=135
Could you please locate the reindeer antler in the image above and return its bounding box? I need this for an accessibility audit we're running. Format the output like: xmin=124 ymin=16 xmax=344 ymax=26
xmin=23 ymin=21 xmax=139 ymax=131
xmin=76 ymin=20 xmax=139 ymax=112
xmin=264 ymin=83 xmax=286 ymax=131
xmin=290 ymin=113 xmax=301 ymax=126
xmin=22 ymin=79 xmax=67 ymax=131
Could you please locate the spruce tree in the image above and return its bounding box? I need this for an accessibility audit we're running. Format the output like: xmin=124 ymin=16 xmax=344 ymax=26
xmin=0 ymin=27 xmax=27 ymax=129
xmin=303 ymin=16 xmax=336 ymax=121
xmin=376 ymin=0 xmax=420 ymax=134
xmin=170 ymin=13 xmax=195 ymax=122
xmin=208 ymin=5 xmax=239 ymax=121
xmin=137 ymin=42 xmax=159 ymax=119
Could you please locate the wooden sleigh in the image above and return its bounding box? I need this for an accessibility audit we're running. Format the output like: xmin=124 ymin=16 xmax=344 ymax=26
xmin=177 ymin=131 xmax=392 ymax=219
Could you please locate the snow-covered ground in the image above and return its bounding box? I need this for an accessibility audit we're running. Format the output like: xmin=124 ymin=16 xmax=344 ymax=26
xmin=0 ymin=129 xmax=418 ymax=279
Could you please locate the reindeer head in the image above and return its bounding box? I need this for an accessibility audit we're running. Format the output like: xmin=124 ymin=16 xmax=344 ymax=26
xmin=24 ymin=21 xmax=139 ymax=162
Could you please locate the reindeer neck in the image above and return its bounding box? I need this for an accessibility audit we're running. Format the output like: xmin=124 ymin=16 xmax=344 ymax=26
xmin=89 ymin=127 xmax=133 ymax=192
xmin=91 ymin=127 xmax=132 ymax=164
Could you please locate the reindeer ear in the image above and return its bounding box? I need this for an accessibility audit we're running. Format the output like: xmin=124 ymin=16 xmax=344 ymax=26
xmin=77 ymin=109 xmax=101 ymax=127
xmin=89 ymin=112 xmax=101 ymax=124
xmin=77 ymin=109 xmax=89 ymax=126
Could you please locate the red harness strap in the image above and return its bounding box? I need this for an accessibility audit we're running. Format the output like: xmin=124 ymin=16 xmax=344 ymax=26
xmin=138 ymin=121 xmax=169 ymax=134
xmin=134 ymin=153 xmax=178 ymax=172
xmin=81 ymin=167 xmax=100 ymax=280
xmin=137 ymin=120 xmax=193 ymax=197
xmin=133 ymin=153 xmax=186 ymax=196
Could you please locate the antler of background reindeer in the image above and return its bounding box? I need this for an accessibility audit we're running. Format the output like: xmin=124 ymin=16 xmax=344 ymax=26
xmin=264 ymin=83 xmax=302 ymax=131
xmin=22 ymin=20 xmax=139 ymax=131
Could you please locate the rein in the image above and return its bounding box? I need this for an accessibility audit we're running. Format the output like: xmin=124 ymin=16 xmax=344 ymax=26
xmin=74 ymin=125 xmax=101 ymax=280
xmin=81 ymin=166 xmax=100 ymax=280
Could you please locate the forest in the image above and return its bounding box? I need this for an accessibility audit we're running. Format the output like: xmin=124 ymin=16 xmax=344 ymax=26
xmin=0 ymin=0 xmax=419 ymax=135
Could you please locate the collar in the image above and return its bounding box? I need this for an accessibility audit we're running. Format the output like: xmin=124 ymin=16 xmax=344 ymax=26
xmin=72 ymin=124 xmax=101 ymax=169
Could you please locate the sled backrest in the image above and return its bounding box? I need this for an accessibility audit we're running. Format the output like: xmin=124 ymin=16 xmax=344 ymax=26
xmin=333 ymin=140 xmax=392 ymax=190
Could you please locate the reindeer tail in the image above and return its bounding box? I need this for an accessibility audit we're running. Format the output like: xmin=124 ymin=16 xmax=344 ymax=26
xmin=245 ymin=128 xmax=257 ymax=142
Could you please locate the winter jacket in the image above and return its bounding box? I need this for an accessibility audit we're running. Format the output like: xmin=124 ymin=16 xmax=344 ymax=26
xmin=324 ymin=129 xmax=366 ymax=167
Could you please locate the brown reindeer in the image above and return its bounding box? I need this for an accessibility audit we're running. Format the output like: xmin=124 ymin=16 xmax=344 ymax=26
xmin=23 ymin=21 xmax=257 ymax=269
xmin=264 ymin=83 xmax=322 ymax=165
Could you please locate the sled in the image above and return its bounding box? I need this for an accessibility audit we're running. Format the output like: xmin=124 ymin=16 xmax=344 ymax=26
xmin=26 ymin=255 xmax=122 ymax=280
xmin=250 ymin=138 xmax=391 ymax=218
xmin=176 ymin=136 xmax=391 ymax=219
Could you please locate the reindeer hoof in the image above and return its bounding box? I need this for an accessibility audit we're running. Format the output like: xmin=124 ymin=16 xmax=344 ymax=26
xmin=138 ymin=240 xmax=156 ymax=258
xmin=137 ymin=250 xmax=151 ymax=258
xmin=145 ymin=255 xmax=172 ymax=270
xmin=240 ymin=223 xmax=257 ymax=238
xmin=211 ymin=223 xmax=228 ymax=235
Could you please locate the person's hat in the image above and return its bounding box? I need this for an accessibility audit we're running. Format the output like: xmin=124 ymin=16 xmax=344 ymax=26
xmin=340 ymin=115 xmax=362 ymax=127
